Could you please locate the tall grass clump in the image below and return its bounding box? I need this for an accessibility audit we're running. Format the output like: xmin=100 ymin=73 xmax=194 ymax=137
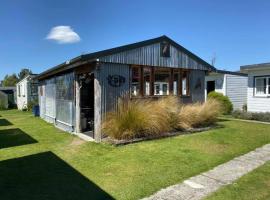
xmin=102 ymin=97 xmax=221 ymax=140
xmin=177 ymin=99 xmax=221 ymax=129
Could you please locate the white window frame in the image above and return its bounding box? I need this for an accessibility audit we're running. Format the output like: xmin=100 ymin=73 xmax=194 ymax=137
xmin=255 ymin=76 xmax=270 ymax=97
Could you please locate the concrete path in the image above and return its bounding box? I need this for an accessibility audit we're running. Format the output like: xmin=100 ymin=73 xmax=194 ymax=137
xmin=142 ymin=144 xmax=270 ymax=200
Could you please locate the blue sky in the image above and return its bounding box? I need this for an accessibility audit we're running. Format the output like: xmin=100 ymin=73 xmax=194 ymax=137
xmin=1 ymin=0 xmax=270 ymax=80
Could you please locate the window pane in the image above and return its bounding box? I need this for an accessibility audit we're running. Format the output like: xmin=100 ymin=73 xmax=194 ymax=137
xmin=182 ymin=72 xmax=188 ymax=95
xmin=143 ymin=67 xmax=151 ymax=96
xmin=173 ymin=70 xmax=179 ymax=95
xmin=131 ymin=67 xmax=140 ymax=96
xmin=154 ymin=68 xmax=170 ymax=95
xmin=256 ymin=78 xmax=267 ymax=95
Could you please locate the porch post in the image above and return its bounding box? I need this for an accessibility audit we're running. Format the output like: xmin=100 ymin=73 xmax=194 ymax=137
xmin=75 ymin=76 xmax=81 ymax=133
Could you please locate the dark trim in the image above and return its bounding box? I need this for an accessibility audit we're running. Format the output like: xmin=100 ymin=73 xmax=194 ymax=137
xmin=215 ymin=70 xmax=248 ymax=77
xmin=37 ymin=35 xmax=215 ymax=80
xmin=241 ymin=62 xmax=270 ymax=71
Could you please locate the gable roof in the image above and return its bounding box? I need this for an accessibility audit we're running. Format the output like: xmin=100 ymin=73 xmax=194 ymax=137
xmin=37 ymin=35 xmax=215 ymax=80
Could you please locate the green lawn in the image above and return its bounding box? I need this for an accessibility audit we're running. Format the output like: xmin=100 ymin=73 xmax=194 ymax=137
xmin=0 ymin=110 xmax=270 ymax=200
xmin=206 ymin=161 xmax=270 ymax=200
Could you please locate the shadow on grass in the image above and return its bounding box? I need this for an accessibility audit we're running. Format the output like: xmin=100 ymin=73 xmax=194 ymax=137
xmin=0 ymin=119 xmax=13 ymax=126
xmin=0 ymin=152 xmax=114 ymax=200
xmin=0 ymin=128 xmax=37 ymax=149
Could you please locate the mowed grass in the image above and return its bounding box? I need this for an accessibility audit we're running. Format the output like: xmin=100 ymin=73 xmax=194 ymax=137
xmin=0 ymin=110 xmax=270 ymax=200
xmin=206 ymin=161 xmax=270 ymax=200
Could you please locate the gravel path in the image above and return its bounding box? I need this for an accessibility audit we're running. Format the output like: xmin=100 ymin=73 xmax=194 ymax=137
xmin=142 ymin=143 xmax=270 ymax=200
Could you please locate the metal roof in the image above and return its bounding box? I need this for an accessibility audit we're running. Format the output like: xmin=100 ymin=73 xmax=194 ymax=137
xmin=36 ymin=35 xmax=215 ymax=80
xmin=240 ymin=62 xmax=270 ymax=71
xmin=214 ymin=69 xmax=247 ymax=76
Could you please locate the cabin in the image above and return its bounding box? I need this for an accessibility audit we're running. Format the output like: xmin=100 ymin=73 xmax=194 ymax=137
xmin=205 ymin=70 xmax=248 ymax=110
xmin=36 ymin=35 xmax=215 ymax=142
xmin=16 ymin=75 xmax=38 ymax=110
xmin=0 ymin=87 xmax=17 ymax=109
xmin=241 ymin=63 xmax=270 ymax=112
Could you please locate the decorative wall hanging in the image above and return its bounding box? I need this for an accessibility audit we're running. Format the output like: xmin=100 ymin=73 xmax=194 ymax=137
xmin=107 ymin=75 xmax=126 ymax=87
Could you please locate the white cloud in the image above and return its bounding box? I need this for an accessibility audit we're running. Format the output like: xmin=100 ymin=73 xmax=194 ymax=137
xmin=46 ymin=26 xmax=81 ymax=44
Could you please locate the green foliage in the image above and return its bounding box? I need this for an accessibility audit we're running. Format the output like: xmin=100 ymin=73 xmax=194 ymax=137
xmin=27 ymin=99 xmax=38 ymax=111
xmin=208 ymin=91 xmax=233 ymax=114
xmin=232 ymin=110 xmax=270 ymax=122
xmin=2 ymin=73 xmax=19 ymax=87
xmin=18 ymin=68 xmax=32 ymax=80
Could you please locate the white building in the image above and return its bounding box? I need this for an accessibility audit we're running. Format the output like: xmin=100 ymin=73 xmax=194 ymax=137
xmin=205 ymin=70 xmax=248 ymax=111
xmin=241 ymin=63 xmax=270 ymax=112
xmin=16 ymin=75 xmax=38 ymax=110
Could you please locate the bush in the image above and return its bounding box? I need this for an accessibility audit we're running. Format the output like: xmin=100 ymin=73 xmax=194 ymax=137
xmin=178 ymin=99 xmax=221 ymax=129
xmin=102 ymin=96 xmax=221 ymax=140
xmin=27 ymin=99 xmax=38 ymax=111
xmin=232 ymin=110 xmax=270 ymax=122
xmin=208 ymin=92 xmax=233 ymax=114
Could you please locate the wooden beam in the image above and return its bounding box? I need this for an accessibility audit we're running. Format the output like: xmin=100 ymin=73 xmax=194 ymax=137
xmin=75 ymin=75 xmax=81 ymax=133
xmin=150 ymin=67 xmax=154 ymax=96
xmin=179 ymin=69 xmax=183 ymax=96
xmin=169 ymin=68 xmax=174 ymax=95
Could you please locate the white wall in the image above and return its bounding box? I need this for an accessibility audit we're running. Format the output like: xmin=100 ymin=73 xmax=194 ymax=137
xmin=205 ymin=73 xmax=248 ymax=111
xmin=17 ymin=78 xmax=29 ymax=110
xmin=225 ymin=74 xmax=247 ymax=110
xmin=247 ymin=69 xmax=270 ymax=112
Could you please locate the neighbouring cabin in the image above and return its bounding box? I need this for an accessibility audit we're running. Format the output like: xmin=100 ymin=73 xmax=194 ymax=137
xmin=16 ymin=75 xmax=39 ymax=110
xmin=36 ymin=35 xmax=215 ymax=142
xmin=0 ymin=87 xmax=17 ymax=109
xmin=205 ymin=70 xmax=248 ymax=110
xmin=241 ymin=63 xmax=270 ymax=112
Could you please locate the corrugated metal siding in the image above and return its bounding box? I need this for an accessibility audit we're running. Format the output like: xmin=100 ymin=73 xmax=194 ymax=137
xmin=226 ymin=74 xmax=248 ymax=110
xmin=99 ymin=43 xmax=208 ymax=70
xmin=247 ymin=70 xmax=270 ymax=112
xmin=96 ymin=63 xmax=130 ymax=121
xmin=190 ymin=70 xmax=206 ymax=102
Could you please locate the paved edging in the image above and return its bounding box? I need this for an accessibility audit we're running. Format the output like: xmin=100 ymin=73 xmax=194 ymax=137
xmin=142 ymin=144 xmax=270 ymax=200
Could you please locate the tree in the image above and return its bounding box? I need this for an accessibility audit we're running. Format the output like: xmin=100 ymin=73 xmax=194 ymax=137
xmin=2 ymin=74 xmax=19 ymax=87
xmin=18 ymin=68 xmax=32 ymax=80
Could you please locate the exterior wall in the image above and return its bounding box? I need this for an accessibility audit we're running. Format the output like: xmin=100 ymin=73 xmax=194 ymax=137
xmin=99 ymin=43 xmax=209 ymax=71
xmin=17 ymin=79 xmax=28 ymax=110
xmin=190 ymin=70 xmax=206 ymax=103
xmin=225 ymin=74 xmax=247 ymax=110
xmin=205 ymin=74 xmax=226 ymax=99
xmin=38 ymin=72 xmax=75 ymax=132
xmin=247 ymin=69 xmax=270 ymax=112
xmin=0 ymin=91 xmax=8 ymax=109
xmin=17 ymin=77 xmax=38 ymax=110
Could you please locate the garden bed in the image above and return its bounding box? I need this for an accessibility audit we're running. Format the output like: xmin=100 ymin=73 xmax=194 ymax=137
xmin=103 ymin=126 xmax=216 ymax=146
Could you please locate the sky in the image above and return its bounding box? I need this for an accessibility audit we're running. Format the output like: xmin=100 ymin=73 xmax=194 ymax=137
xmin=0 ymin=0 xmax=270 ymax=80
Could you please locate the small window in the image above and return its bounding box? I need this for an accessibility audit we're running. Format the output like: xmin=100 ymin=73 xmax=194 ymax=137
xmin=255 ymin=77 xmax=269 ymax=96
xmin=160 ymin=42 xmax=170 ymax=57
xmin=182 ymin=71 xmax=189 ymax=96
xmin=143 ymin=67 xmax=151 ymax=96
xmin=18 ymin=85 xmax=21 ymax=97
xmin=31 ymin=83 xmax=38 ymax=96
xmin=131 ymin=67 xmax=140 ymax=96
xmin=173 ymin=70 xmax=180 ymax=95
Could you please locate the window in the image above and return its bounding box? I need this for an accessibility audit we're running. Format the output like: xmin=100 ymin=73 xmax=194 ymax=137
xmin=182 ymin=71 xmax=189 ymax=95
xmin=255 ymin=76 xmax=270 ymax=96
xmin=18 ymin=85 xmax=21 ymax=97
xmin=154 ymin=68 xmax=170 ymax=95
xmin=160 ymin=42 xmax=170 ymax=57
xmin=173 ymin=70 xmax=180 ymax=95
xmin=143 ymin=67 xmax=151 ymax=96
xmin=131 ymin=67 xmax=140 ymax=96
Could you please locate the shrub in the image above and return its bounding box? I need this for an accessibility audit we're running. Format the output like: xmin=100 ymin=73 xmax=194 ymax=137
xmin=177 ymin=99 xmax=221 ymax=129
xmin=208 ymin=92 xmax=233 ymax=114
xmin=232 ymin=110 xmax=270 ymax=122
xmin=102 ymin=96 xmax=221 ymax=140
xmin=27 ymin=99 xmax=38 ymax=111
